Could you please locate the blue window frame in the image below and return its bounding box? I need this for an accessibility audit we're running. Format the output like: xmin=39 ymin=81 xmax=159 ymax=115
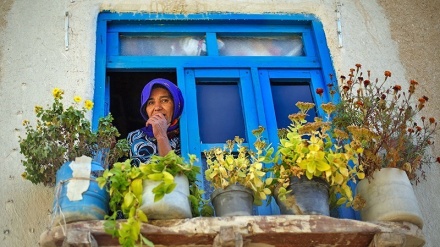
xmin=93 ymin=12 xmax=353 ymax=217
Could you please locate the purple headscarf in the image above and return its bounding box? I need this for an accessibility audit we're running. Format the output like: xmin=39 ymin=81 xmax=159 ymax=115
xmin=139 ymin=78 xmax=184 ymax=137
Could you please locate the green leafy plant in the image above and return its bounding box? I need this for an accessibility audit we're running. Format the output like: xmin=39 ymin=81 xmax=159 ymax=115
xmin=320 ymin=64 xmax=440 ymax=183
xmin=271 ymin=102 xmax=364 ymax=208
xmin=19 ymin=88 xmax=129 ymax=187
xmin=97 ymin=151 xmax=212 ymax=247
xmin=204 ymin=126 xmax=274 ymax=206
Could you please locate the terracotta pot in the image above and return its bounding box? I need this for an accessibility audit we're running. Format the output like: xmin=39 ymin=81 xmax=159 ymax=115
xmin=356 ymin=168 xmax=423 ymax=228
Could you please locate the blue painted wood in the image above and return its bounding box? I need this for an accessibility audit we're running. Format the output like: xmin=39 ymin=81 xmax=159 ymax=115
xmin=108 ymin=24 xmax=311 ymax=33
xmin=98 ymin=12 xmax=321 ymax=23
xmin=205 ymin=33 xmax=218 ymax=56
xmin=92 ymin=18 xmax=108 ymax=130
xmin=176 ymin=67 xmax=188 ymax=158
xmin=107 ymin=56 xmax=320 ymax=69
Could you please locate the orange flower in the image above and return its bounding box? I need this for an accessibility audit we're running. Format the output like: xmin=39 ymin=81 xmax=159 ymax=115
xmin=356 ymin=101 xmax=364 ymax=107
xmin=384 ymin=71 xmax=392 ymax=77
xmin=410 ymin=79 xmax=418 ymax=85
xmin=392 ymin=85 xmax=401 ymax=92
xmin=429 ymin=117 xmax=436 ymax=124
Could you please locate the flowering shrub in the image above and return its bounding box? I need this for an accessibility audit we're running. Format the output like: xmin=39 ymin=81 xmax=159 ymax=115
xmin=204 ymin=126 xmax=273 ymax=206
xmin=271 ymin=102 xmax=364 ymax=208
xmin=19 ymin=88 xmax=129 ymax=187
xmin=319 ymin=64 xmax=440 ymax=183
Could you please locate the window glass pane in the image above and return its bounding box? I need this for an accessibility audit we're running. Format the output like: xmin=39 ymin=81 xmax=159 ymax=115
xmin=271 ymin=82 xmax=316 ymax=129
xmin=218 ymin=35 xmax=303 ymax=56
xmin=120 ymin=35 xmax=207 ymax=56
xmin=196 ymin=83 xmax=245 ymax=143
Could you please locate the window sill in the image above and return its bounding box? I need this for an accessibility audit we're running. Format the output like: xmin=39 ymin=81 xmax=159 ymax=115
xmin=39 ymin=215 xmax=425 ymax=247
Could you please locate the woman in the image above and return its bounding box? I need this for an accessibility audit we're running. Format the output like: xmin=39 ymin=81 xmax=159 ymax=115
xmin=127 ymin=78 xmax=184 ymax=166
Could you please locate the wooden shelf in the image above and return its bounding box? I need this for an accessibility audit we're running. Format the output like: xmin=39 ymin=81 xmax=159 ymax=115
xmin=39 ymin=215 xmax=425 ymax=247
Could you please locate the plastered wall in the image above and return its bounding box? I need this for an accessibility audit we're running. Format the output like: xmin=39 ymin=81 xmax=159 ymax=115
xmin=0 ymin=0 xmax=438 ymax=246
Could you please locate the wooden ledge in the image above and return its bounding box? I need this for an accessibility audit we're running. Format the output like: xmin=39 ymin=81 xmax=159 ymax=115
xmin=39 ymin=215 xmax=425 ymax=247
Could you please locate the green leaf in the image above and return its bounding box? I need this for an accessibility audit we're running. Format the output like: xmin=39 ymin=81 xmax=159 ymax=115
xmin=147 ymin=173 xmax=164 ymax=181
xmin=130 ymin=178 xmax=143 ymax=199
xmin=154 ymin=192 xmax=165 ymax=202
xmin=162 ymin=171 xmax=174 ymax=184
xmin=137 ymin=209 xmax=148 ymax=223
xmin=165 ymin=182 xmax=177 ymax=194
xmin=123 ymin=192 xmax=134 ymax=209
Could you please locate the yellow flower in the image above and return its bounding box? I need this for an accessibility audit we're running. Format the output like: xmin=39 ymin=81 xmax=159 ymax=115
xmin=22 ymin=120 xmax=30 ymax=126
xmin=84 ymin=100 xmax=94 ymax=110
xmin=52 ymin=88 xmax=64 ymax=99
xmin=34 ymin=106 xmax=43 ymax=114
xmin=74 ymin=96 xmax=82 ymax=103
xmin=321 ymin=102 xmax=336 ymax=115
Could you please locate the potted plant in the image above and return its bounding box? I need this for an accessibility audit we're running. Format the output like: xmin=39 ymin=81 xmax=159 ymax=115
xmin=204 ymin=126 xmax=273 ymax=217
xmin=97 ymin=151 xmax=212 ymax=247
xmin=320 ymin=64 xmax=440 ymax=228
xmin=19 ymin=88 xmax=129 ymax=224
xmin=270 ymin=101 xmax=364 ymax=216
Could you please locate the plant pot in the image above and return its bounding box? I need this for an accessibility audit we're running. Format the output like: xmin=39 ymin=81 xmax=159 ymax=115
xmin=356 ymin=168 xmax=424 ymax=228
xmin=139 ymin=174 xmax=192 ymax=220
xmin=275 ymin=176 xmax=330 ymax=216
xmin=53 ymin=159 xmax=109 ymax=225
xmin=211 ymin=184 xmax=254 ymax=217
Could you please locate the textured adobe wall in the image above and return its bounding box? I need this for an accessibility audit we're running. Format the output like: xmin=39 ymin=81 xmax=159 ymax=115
xmin=0 ymin=0 xmax=438 ymax=246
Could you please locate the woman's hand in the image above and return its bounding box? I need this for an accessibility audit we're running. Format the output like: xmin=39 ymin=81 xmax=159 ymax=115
xmin=146 ymin=113 xmax=171 ymax=139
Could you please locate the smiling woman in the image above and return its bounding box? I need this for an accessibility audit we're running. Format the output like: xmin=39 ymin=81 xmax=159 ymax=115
xmin=127 ymin=78 xmax=185 ymax=166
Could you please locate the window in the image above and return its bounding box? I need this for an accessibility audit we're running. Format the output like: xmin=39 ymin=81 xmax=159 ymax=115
xmin=93 ymin=13 xmax=347 ymax=217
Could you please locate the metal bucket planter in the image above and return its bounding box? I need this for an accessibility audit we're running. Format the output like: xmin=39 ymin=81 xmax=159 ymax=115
xmin=53 ymin=158 xmax=109 ymax=225
xmin=211 ymin=184 xmax=254 ymax=217
xmin=139 ymin=174 xmax=192 ymax=220
xmin=356 ymin=168 xmax=424 ymax=228
xmin=275 ymin=176 xmax=330 ymax=216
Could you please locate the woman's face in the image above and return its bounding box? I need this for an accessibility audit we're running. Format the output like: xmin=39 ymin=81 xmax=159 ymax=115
xmin=145 ymin=87 xmax=174 ymax=123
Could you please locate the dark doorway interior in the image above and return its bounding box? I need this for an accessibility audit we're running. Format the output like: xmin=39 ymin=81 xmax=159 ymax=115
xmin=108 ymin=71 xmax=177 ymax=139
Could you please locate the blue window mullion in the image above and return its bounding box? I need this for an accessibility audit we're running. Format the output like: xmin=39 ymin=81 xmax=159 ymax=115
xmin=176 ymin=67 xmax=189 ymax=158
xmin=183 ymin=69 xmax=206 ymax=193
xmin=238 ymin=69 xmax=259 ymax=143
xmin=205 ymin=33 xmax=218 ymax=56
xmin=257 ymin=70 xmax=279 ymax=148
